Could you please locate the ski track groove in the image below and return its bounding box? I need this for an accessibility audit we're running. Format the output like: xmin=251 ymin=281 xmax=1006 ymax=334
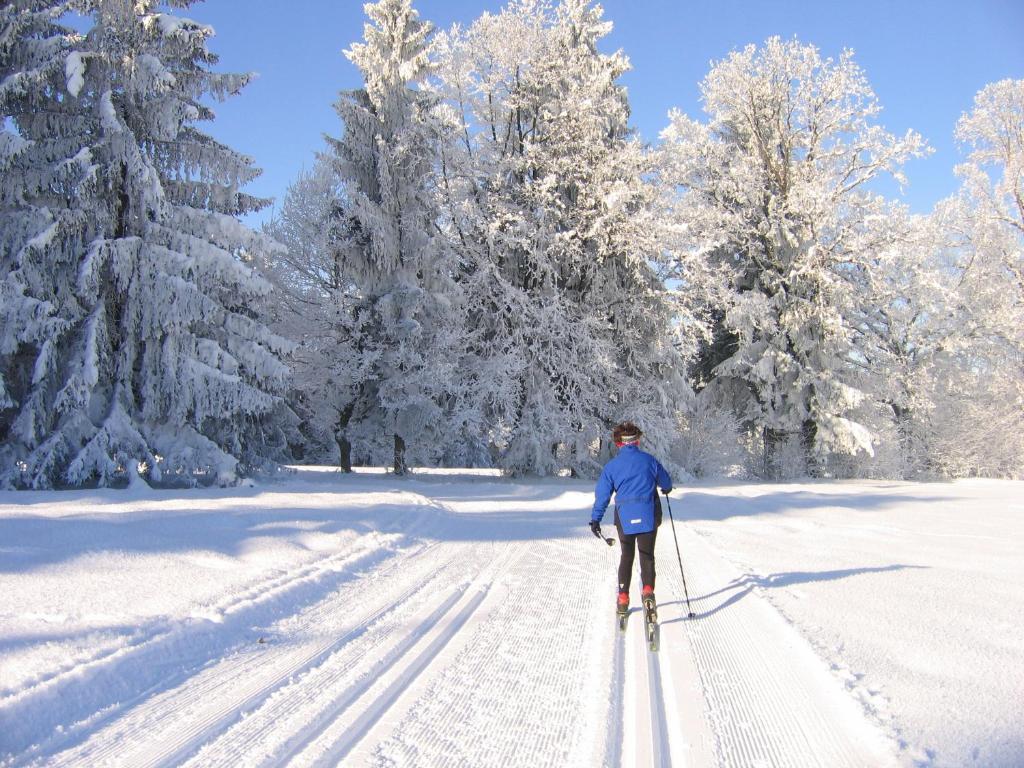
xmin=649 ymin=615 xmax=698 ymax=768
xmin=305 ymin=580 xmax=494 ymax=767
xmin=622 ymin=598 xmax=674 ymax=768
xmin=188 ymin=542 xmax=511 ymax=768
xmin=4 ymin=533 xmax=409 ymax=767
xmin=35 ymin=538 xmax=454 ymax=768
xmin=165 ymin=545 xmax=463 ymax=768
xmin=261 ymin=584 xmax=471 ymax=768
xmin=622 ymin=609 xmax=645 ymax=768
xmin=291 ymin=541 xmax=519 ymax=767
xmin=367 ymin=538 xmax=604 ymax=767
xmin=604 ymin=626 xmax=626 ymax=768
xmin=3 ymin=531 xmax=369 ymax=699
xmin=646 ymin=647 xmax=670 ymax=766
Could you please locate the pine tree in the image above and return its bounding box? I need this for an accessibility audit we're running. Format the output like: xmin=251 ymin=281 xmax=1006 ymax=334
xmin=325 ymin=0 xmax=458 ymax=475
xmin=1 ymin=0 xmax=291 ymax=488
xmin=1 ymin=1 xmax=91 ymax=484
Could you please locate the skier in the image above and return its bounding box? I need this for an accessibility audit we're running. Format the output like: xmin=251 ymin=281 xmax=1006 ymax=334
xmin=590 ymin=422 xmax=672 ymax=625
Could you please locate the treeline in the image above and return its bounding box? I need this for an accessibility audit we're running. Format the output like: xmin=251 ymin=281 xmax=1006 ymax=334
xmin=2 ymin=0 xmax=1021 ymax=487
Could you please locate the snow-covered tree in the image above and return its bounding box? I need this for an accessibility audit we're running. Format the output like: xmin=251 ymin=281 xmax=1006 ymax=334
xmin=261 ymin=160 xmax=342 ymax=462
xmin=883 ymin=208 xmax=1024 ymax=480
xmin=915 ymin=79 xmax=1024 ymax=478
xmin=849 ymin=210 xmax=953 ymax=478
xmin=1 ymin=0 xmax=291 ymax=488
xmin=955 ymin=79 xmax=1024 ymax=249
xmin=325 ymin=0 xmax=460 ymax=475
xmin=844 ymin=82 xmax=1024 ymax=480
xmin=951 ymin=79 xmax=1024 ymax=360
xmin=659 ymin=37 xmax=927 ymax=478
xmin=435 ymin=0 xmax=688 ymax=476
xmin=1 ymin=2 xmax=90 ymax=484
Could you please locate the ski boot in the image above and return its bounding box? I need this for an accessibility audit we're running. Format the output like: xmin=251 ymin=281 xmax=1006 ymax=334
xmin=642 ymin=585 xmax=659 ymax=651
xmin=616 ymin=591 xmax=629 ymax=632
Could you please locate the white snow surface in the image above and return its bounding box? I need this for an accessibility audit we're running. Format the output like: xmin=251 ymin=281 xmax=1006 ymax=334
xmin=0 ymin=468 xmax=1020 ymax=767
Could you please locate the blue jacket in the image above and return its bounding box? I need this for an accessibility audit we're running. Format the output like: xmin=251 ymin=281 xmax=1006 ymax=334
xmin=591 ymin=444 xmax=672 ymax=535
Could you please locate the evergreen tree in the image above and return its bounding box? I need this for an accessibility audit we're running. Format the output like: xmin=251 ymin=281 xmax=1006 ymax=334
xmin=1 ymin=1 xmax=90 ymax=484
xmin=325 ymin=0 xmax=458 ymax=475
xmin=1 ymin=0 xmax=290 ymax=488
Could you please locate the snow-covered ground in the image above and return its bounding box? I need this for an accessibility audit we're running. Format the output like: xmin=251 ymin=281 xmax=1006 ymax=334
xmin=0 ymin=468 xmax=1020 ymax=767
xmin=679 ymin=480 xmax=1024 ymax=768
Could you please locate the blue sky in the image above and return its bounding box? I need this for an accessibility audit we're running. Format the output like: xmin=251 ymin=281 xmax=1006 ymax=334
xmin=183 ymin=0 xmax=1024 ymax=224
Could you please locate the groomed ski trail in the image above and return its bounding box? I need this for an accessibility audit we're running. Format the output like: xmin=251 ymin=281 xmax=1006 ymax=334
xmin=652 ymin=521 xmax=898 ymax=768
xmin=3 ymin=479 xmax=900 ymax=767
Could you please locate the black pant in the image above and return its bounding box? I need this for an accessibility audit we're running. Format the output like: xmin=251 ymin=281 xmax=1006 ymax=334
xmin=614 ymin=496 xmax=661 ymax=593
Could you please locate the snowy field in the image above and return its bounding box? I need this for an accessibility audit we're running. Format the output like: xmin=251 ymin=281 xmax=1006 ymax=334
xmin=0 ymin=468 xmax=1020 ymax=768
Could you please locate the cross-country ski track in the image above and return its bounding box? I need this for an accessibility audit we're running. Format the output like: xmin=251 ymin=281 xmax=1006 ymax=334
xmin=2 ymin=473 xmax=901 ymax=767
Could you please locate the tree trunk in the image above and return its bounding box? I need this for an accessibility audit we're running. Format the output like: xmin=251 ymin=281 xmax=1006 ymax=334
xmin=335 ymin=403 xmax=354 ymax=473
xmin=762 ymin=426 xmax=785 ymax=480
xmin=337 ymin=435 xmax=353 ymax=474
xmin=890 ymin=401 xmax=915 ymax=479
xmin=801 ymin=418 xmax=819 ymax=478
xmin=394 ymin=433 xmax=407 ymax=476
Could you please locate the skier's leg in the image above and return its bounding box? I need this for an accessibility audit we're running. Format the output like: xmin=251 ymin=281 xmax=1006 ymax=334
xmin=637 ymin=529 xmax=658 ymax=591
xmin=617 ymin=528 xmax=637 ymax=594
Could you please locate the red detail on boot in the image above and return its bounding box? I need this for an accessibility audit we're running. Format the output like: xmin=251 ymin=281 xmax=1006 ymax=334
xmin=642 ymin=585 xmax=654 ymax=598
xmin=617 ymin=592 xmax=629 ymax=607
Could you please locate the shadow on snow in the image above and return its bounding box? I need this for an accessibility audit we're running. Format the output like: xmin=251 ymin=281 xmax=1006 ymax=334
xmin=675 ymin=489 xmax=952 ymax=523
xmin=0 ymin=472 xmax=948 ymax=575
xmin=660 ymin=564 xmax=930 ymax=623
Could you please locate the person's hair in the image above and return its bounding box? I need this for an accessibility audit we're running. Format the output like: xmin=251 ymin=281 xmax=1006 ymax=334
xmin=612 ymin=421 xmax=642 ymax=444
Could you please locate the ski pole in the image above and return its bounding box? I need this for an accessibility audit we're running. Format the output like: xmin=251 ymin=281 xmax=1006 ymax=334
xmin=664 ymin=493 xmax=696 ymax=618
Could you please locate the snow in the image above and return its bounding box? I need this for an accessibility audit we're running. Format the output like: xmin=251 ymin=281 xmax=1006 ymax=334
xmin=150 ymin=14 xmax=214 ymax=39
xmin=0 ymin=469 xmax=1020 ymax=767
xmin=680 ymin=479 xmax=1024 ymax=768
xmin=64 ymin=53 xmax=85 ymax=98
xmin=23 ymin=221 xmax=58 ymax=253
xmin=98 ymin=90 xmax=120 ymax=133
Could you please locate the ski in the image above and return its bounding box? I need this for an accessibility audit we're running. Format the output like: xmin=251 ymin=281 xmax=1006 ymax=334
xmin=617 ymin=608 xmax=629 ymax=633
xmin=643 ymin=594 xmax=659 ymax=652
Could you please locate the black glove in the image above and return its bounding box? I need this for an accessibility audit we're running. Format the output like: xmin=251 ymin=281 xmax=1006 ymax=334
xmin=590 ymin=520 xmax=603 ymax=539
xmin=661 ymin=488 xmax=671 ymax=496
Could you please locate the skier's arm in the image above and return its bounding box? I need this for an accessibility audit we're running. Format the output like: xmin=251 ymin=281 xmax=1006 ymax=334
xmin=656 ymin=461 xmax=672 ymax=495
xmin=592 ymin=467 xmax=613 ymax=523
